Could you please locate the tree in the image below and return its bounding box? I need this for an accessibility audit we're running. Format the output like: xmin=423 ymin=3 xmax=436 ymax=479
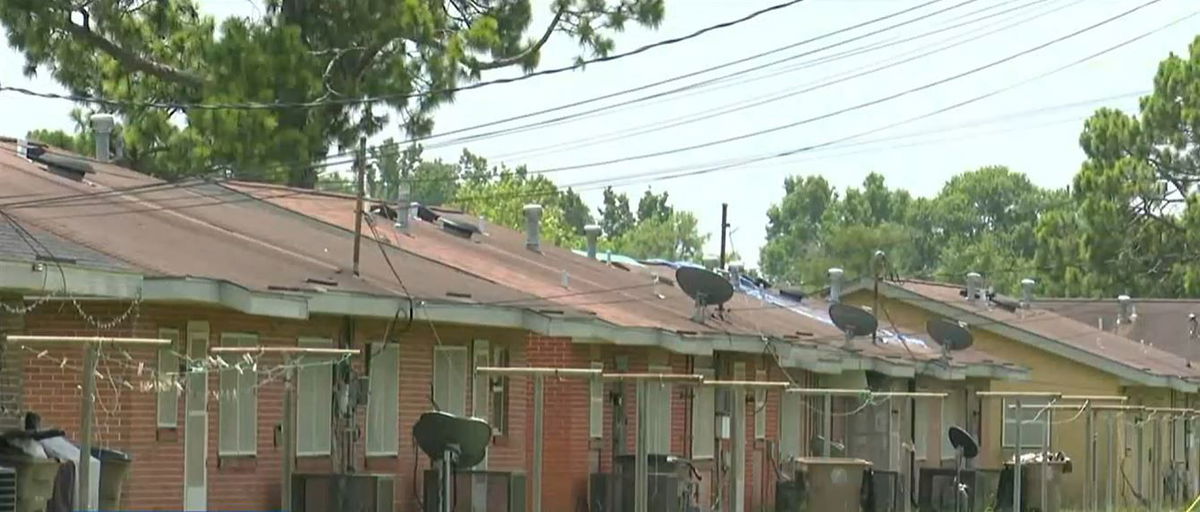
xmin=610 ymin=210 xmax=706 ymax=262
xmin=1039 ymin=36 xmax=1200 ymax=297
xmin=636 ymin=188 xmax=672 ymax=222
xmin=598 ymin=186 xmax=635 ymax=239
xmin=450 ymin=153 xmax=580 ymax=247
xmin=3 ymin=0 xmax=665 ymax=186
xmin=559 ymin=188 xmax=593 ymax=236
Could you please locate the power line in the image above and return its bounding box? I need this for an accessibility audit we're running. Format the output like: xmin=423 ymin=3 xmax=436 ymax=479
xmin=0 ymin=0 xmax=813 ymax=111
xmin=525 ymin=0 xmax=1168 ymax=176
xmin=236 ymin=0 xmax=975 ymax=180
xmin=491 ymin=0 xmax=1078 ymax=162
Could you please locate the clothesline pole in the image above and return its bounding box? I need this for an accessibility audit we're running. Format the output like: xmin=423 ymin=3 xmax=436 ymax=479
xmin=4 ymin=335 xmax=169 ymax=510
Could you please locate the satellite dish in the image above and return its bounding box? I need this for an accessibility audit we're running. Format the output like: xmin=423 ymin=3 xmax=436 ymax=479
xmin=829 ymin=303 xmax=878 ymax=340
xmin=676 ymin=266 xmax=735 ymax=322
xmin=926 ymin=318 xmax=974 ymax=353
xmin=413 ymin=411 xmax=492 ymax=469
xmin=948 ymin=426 xmax=979 ymax=459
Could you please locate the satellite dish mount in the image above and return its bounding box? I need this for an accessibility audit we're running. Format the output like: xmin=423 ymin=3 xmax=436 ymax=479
xmin=828 ymin=303 xmax=879 ymax=346
xmin=948 ymin=425 xmax=979 ymax=512
xmin=413 ymin=411 xmax=492 ymax=512
xmin=676 ymin=267 xmax=735 ymax=323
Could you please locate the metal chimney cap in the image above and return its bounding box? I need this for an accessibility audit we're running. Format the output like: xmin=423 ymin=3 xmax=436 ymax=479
xmin=1118 ymin=294 xmax=1132 ymax=302
xmin=583 ymin=224 xmax=602 ymax=235
xmin=828 ymin=267 xmax=844 ymax=277
xmin=1020 ymin=278 xmax=1036 ymax=286
xmin=90 ymin=113 xmax=115 ymax=133
xmin=966 ymin=272 xmax=982 ymax=279
xmin=729 ymin=261 xmax=744 ymax=272
xmin=523 ymin=204 xmax=543 ymax=215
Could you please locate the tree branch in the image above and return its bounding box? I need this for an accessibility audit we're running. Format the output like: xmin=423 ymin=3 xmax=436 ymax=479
xmin=468 ymin=6 xmax=565 ymax=71
xmin=61 ymin=21 xmax=203 ymax=88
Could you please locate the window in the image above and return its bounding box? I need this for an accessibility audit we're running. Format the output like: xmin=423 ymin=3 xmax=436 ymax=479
xmin=489 ymin=344 xmax=510 ymax=435
xmin=156 ymin=328 xmax=180 ymax=428
xmin=941 ymin=390 xmax=965 ymax=459
xmin=1002 ymin=398 xmax=1050 ymax=450
xmin=296 ymin=338 xmax=333 ymax=456
xmin=218 ymin=333 xmax=258 ymax=456
xmin=433 ymin=346 xmax=468 ymax=415
xmin=589 ymin=361 xmax=604 ymax=439
xmin=779 ymin=387 xmax=802 ymax=460
xmin=692 ymin=369 xmax=715 ymax=459
xmin=754 ymin=369 xmax=767 ymax=440
xmin=645 ymin=366 xmax=673 ymax=454
xmin=366 ymin=343 xmax=400 ymax=456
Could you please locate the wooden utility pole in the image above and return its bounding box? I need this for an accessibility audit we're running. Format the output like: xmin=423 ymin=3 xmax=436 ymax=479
xmin=4 ymin=335 xmax=170 ymax=510
xmin=352 ymin=136 xmax=366 ymax=276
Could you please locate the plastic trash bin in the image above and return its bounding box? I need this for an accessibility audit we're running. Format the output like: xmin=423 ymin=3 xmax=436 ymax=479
xmin=90 ymin=448 xmax=131 ymax=511
xmin=0 ymin=455 xmax=61 ymax=512
xmin=792 ymin=457 xmax=872 ymax=512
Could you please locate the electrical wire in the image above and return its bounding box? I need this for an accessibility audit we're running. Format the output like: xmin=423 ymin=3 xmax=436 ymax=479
xmin=0 ymin=0 xmax=814 ymax=111
xmin=489 ymin=0 xmax=1077 ymax=161
xmin=524 ymin=0 xmax=1167 ymax=176
xmin=197 ymin=0 xmax=974 ymax=179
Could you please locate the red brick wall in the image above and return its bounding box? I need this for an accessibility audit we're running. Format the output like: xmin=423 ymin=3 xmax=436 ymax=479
xmin=14 ymin=301 xmax=819 ymax=512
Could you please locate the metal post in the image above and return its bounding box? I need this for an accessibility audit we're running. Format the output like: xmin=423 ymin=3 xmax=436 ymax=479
xmin=634 ymin=380 xmax=649 ymax=512
xmin=1040 ymin=408 xmax=1049 ymax=512
xmin=281 ymin=363 xmax=296 ymax=512
xmin=442 ymin=448 xmax=454 ymax=512
xmin=1107 ymin=414 xmax=1116 ymax=512
xmin=1013 ymin=399 xmax=1022 ymax=512
xmin=823 ymin=395 xmax=832 ymax=458
xmin=77 ymin=344 xmax=98 ymax=510
xmin=351 ymin=136 xmax=366 ymax=276
xmin=1137 ymin=417 xmax=1144 ymax=502
xmin=732 ymin=386 xmax=746 ymax=512
xmin=1086 ymin=406 xmax=1095 ymax=511
xmin=533 ymin=374 xmax=544 ymax=512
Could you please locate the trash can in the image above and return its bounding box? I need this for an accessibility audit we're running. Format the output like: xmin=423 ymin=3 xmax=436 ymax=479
xmin=1022 ymin=459 xmax=1068 ymax=512
xmin=90 ymin=448 xmax=132 ymax=511
xmin=792 ymin=457 xmax=872 ymax=512
xmin=0 ymin=455 xmax=61 ymax=512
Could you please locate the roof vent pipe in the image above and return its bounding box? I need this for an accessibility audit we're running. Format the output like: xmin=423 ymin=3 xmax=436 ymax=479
xmin=584 ymin=224 xmax=602 ymax=259
xmin=828 ymin=267 xmax=845 ymax=304
xmin=523 ymin=204 xmax=543 ymax=251
xmin=966 ymin=272 xmax=982 ymax=305
xmin=1020 ymin=278 xmax=1036 ymax=308
xmin=729 ymin=262 xmax=744 ymax=287
xmin=1118 ymin=295 xmax=1133 ymax=325
xmin=90 ymin=114 xmax=115 ymax=162
xmin=394 ymin=185 xmax=411 ymax=233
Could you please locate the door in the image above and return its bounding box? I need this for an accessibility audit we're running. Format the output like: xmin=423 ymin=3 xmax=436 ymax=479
xmin=183 ymin=321 xmax=209 ymax=510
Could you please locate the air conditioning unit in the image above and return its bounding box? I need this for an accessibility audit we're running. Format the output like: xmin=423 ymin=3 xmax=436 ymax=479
xmin=589 ymin=455 xmax=699 ymax=512
xmin=422 ymin=469 xmax=525 ymax=512
xmin=0 ymin=465 xmax=14 ymax=512
xmin=292 ymin=472 xmax=395 ymax=512
xmin=918 ymin=468 xmax=999 ymax=512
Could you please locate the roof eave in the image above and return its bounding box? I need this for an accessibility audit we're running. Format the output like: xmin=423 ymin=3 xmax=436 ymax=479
xmin=847 ymin=279 xmax=1192 ymax=391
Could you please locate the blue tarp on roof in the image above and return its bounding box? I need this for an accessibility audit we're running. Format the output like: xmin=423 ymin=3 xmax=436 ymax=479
xmin=736 ymin=282 xmax=931 ymax=350
xmin=570 ymin=249 xmax=644 ymax=267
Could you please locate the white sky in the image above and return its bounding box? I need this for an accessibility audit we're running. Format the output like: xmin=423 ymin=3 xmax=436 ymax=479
xmin=1 ymin=0 xmax=1196 ymax=268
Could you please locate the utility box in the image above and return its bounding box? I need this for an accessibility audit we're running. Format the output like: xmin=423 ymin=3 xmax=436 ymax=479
xmin=0 ymin=457 xmax=59 ymax=512
xmin=90 ymin=448 xmax=132 ymax=511
xmin=788 ymin=457 xmax=872 ymax=512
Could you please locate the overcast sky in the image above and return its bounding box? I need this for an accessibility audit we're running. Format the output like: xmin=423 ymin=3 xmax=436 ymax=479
xmin=1 ymin=0 xmax=1196 ymax=268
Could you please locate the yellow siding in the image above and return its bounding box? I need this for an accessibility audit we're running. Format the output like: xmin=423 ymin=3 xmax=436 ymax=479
xmin=845 ymin=291 xmax=1127 ymax=508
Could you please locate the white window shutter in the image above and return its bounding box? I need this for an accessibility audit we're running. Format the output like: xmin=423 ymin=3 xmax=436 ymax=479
xmin=779 ymin=391 xmax=801 ymax=459
xmin=218 ymin=333 xmax=258 ymax=456
xmin=156 ymin=328 xmax=180 ymax=428
xmin=754 ymin=369 xmax=767 ymax=440
xmin=434 ymin=346 xmax=468 ymax=416
xmin=646 ymin=365 xmax=672 ymax=454
xmin=692 ymin=368 xmax=715 ymax=459
xmin=589 ymin=361 xmax=604 ymax=439
xmin=472 ymin=340 xmax=490 ymax=419
xmin=296 ymin=338 xmax=333 ymax=456
xmin=366 ymin=343 xmax=400 ymax=456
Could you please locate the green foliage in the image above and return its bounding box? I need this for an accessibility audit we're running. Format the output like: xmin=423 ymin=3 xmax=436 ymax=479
xmin=4 ymin=0 xmax=665 ymax=185
xmin=608 ymin=210 xmax=706 ymax=262
xmin=598 ymin=186 xmax=636 ymax=238
xmin=450 ymin=151 xmax=580 ymax=248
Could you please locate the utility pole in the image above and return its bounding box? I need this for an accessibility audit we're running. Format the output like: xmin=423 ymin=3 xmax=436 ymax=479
xmin=718 ymin=203 xmax=729 ymax=269
xmin=352 ymin=136 xmax=366 ymax=276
